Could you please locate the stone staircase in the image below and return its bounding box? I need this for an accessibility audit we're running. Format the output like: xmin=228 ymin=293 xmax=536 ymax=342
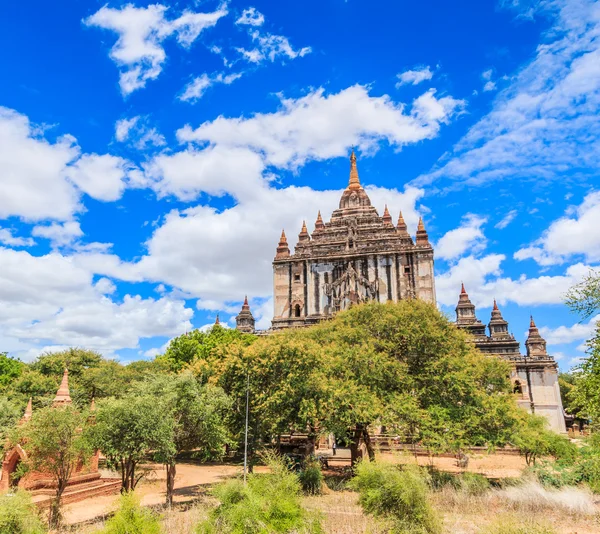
xmin=31 ymin=476 xmax=121 ymax=508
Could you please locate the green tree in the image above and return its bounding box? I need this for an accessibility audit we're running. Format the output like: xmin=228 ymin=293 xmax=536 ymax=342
xmin=136 ymin=372 xmax=232 ymax=506
xmin=511 ymin=414 xmax=574 ymax=466
xmin=88 ymin=394 xmax=175 ymax=493
xmin=11 ymin=406 xmax=92 ymax=528
xmin=99 ymin=491 xmax=162 ymax=534
xmin=0 ymin=353 xmax=23 ymax=390
xmin=0 ymin=397 xmax=22 ymax=443
xmin=0 ymin=489 xmax=46 ymax=534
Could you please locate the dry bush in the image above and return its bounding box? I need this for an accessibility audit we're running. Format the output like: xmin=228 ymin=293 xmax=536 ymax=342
xmin=492 ymin=481 xmax=596 ymax=516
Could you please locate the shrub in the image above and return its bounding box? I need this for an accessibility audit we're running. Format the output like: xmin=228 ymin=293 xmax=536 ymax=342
xmin=349 ymin=461 xmax=441 ymax=534
xmin=197 ymin=455 xmax=322 ymax=534
xmin=478 ymin=516 xmax=556 ymax=534
xmin=99 ymin=492 xmax=162 ymax=534
xmin=0 ymin=490 xmax=46 ymax=534
xmin=528 ymin=460 xmax=580 ymax=489
xmin=299 ymin=457 xmax=324 ymax=495
xmin=426 ymin=468 xmax=490 ymax=495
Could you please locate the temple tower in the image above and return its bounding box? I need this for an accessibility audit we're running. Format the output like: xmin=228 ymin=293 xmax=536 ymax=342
xmin=272 ymin=151 xmax=436 ymax=329
xmin=236 ymin=296 xmax=256 ymax=334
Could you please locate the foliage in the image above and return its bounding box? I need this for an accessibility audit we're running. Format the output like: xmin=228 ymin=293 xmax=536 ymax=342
xmin=161 ymin=325 xmax=256 ymax=372
xmin=99 ymin=491 xmax=162 ymax=534
xmin=565 ymin=269 xmax=600 ymax=320
xmin=87 ymin=394 xmax=175 ymax=492
xmin=298 ymin=457 xmax=324 ymax=495
xmin=0 ymin=396 xmax=22 ymax=443
xmin=511 ymin=414 xmax=576 ymax=465
xmin=558 ymin=373 xmax=586 ymax=418
xmin=478 ymin=516 xmax=556 ymax=534
xmin=349 ymin=461 xmax=441 ymax=534
xmin=567 ymin=325 xmax=600 ymax=425
xmin=197 ymin=454 xmax=322 ymax=534
xmin=134 ymin=372 xmax=232 ymax=505
xmin=0 ymin=490 xmax=46 ymax=534
xmin=12 ymin=406 xmax=92 ymax=528
xmin=0 ymin=353 xmax=24 ymax=389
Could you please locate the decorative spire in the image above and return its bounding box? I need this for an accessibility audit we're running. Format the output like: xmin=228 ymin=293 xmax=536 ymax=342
xmin=489 ymin=299 xmax=510 ymax=338
xmin=313 ymin=211 xmax=324 ymax=233
xmin=90 ymin=396 xmax=96 ymax=412
xmin=382 ymin=205 xmax=393 ymax=226
xmin=53 ymin=369 xmax=72 ymax=406
xmin=215 ymin=314 xmax=220 ymax=326
xmin=242 ymin=295 xmax=250 ymax=311
xmin=275 ymin=229 xmax=290 ymax=259
xmin=236 ymin=295 xmax=255 ymax=334
xmin=461 ymin=282 xmax=467 ymax=295
xmin=348 ymin=149 xmax=361 ymax=191
xmin=530 ymin=315 xmax=536 ymax=328
xmin=23 ymin=397 xmax=33 ymax=421
xmin=416 ymin=216 xmax=429 ymax=245
xmin=298 ymin=220 xmax=310 ymax=242
xmin=526 ymin=315 xmax=548 ymax=358
xmin=493 ymin=299 xmax=499 ymax=311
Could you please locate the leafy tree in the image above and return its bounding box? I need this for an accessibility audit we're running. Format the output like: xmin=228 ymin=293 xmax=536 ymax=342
xmin=31 ymin=348 xmax=103 ymax=378
xmin=98 ymin=491 xmax=162 ymax=534
xmin=160 ymin=325 xmax=255 ymax=372
xmin=8 ymin=370 xmax=62 ymax=407
xmin=88 ymin=394 xmax=175 ymax=493
xmin=0 ymin=489 xmax=46 ymax=534
xmin=0 ymin=353 xmax=24 ymax=390
xmin=11 ymin=406 xmax=92 ymax=528
xmin=0 ymin=397 xmax=22 ymax=443
xmin=135 ymin=373 xmax=232 ymax=506
xmin=565 ymin=269 xmax=600 ymax=320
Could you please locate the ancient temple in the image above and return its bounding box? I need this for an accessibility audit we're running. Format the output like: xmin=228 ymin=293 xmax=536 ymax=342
xmin=455 ymin=285 xmax=566 ymax=433
xmin=270 ymin=151 xmax=436 ymax=330
xmin=235 ymin=296 xmax=256 ymax=333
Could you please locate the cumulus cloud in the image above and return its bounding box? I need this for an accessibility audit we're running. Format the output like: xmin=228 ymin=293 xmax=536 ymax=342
xmin=396 ymin=65 xmax=434 ymax=87
xmin=179 ymin=72 xmax=243 ymax=102
xmin=114 ymin=116 xmax=166 ymax=150
xmin=66 ymin=154 xmax=130 ymax=202
xmin=495 ymin=209 xmax=518 ymax=229
xmin=435 ymin=214 xmax=487 ymax=261
xmin=32 ymin=221 xmax=84 ymax=249
xmin=177 ymin=85 xmax=465 ymax=170
xmin=235 ymin=7 xmax=264 ymax=26
xmin=417 ymin=0 xmax=600 ymax=187
xmin=515 ymin=191 xmax=600 ymax=265
xmin=540 ymin=315 xmax=600 ymax=345
xmin=236 ymin=30 xmax=311 ymax=64
xmin=0 ymin=228 xmax=34 ymax=248
xmin=84 ymin=3 xmax=228 ymax=95
xmin=115 ymin=116 xmax=139 ymax=142
xmin=0 ymin=247 xmax=192 ymax=359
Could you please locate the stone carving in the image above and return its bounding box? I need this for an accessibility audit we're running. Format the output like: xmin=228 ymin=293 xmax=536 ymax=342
xmin=324 ymin=263 xmax=379 ymax=312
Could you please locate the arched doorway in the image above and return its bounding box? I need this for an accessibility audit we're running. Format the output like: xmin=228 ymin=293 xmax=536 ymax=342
xmin=1 ymin=447 xmax=26 ymax=491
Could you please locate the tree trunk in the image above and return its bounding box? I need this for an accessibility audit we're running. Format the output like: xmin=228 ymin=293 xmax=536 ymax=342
xmin=350 ymin=426 xmax=363 ymax=467
xmin=361 ymin=426 xmax=375 ymax=461
xmin=166 ymin=463 xmax=176 ymax=507
xmin=306 ymin=426 xmax=317 ymax=457
xmin=49 ymin=479 xmax=67 ymax=529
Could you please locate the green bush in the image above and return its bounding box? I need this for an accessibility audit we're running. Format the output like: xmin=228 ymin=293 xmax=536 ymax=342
xmin=426 ymin=468 xmax=490 ymax=495
xmin=298 ymin=457 xmax=323 ymax=495
xmin=99 ymin=492 xmax=162 ymax=534
xmin=197 ymin=456 xmax=322 ymax=534
xmin=349 ymin=461 xmax=441 ymax=534
xmin=478 ymin=516 xmax=556 ymax=534
xmin=0 ymin=490 xmax=46 ymax=534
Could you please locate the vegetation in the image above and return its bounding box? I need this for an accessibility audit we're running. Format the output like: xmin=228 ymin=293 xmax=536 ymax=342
xmin=197 ymin=454 xmax=322 ymax=534
xmin=350 ymin=461 xmax=441 ymax=534
xmin=298 ymin=457 xmax=324 ymax=495
xmin=510 ymin=415 xmax=575 ymax=466
xmin=99 ymin=492 xmax=162 ymax=534
xmin=478 ymin=517 xmax=556 ymax=534
xmin=0 ymin=489 xmax=46 ymax=534
xmin=11 ymin=406 xmax=92 ymax=528
xmin=88 ymin=394 xmax=175 ymax=492
xmin=0 ymin=396 xmax=21 ymax=442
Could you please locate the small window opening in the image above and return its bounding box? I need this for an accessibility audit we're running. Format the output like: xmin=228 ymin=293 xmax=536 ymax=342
xmin=294 ymin=273 xmax=301 ymax=282
xmin=513 ymin=381 xmax=523 ymax=395
xmin=294 ymin=304 xmax=301 ymax=318
xmin=404 ymin=266 xmax=411 ymax=274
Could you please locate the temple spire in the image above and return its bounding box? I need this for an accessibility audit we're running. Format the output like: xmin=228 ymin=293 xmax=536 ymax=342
xmin=348 ymin=150 xmax=361 ymax=191
xmin=215 ymin=314 xmax=220 ymax=326
xmin=493 ymin=299 xmax=499 ymax=311
xmin=314 ymin=211 xmax=324 ymax=233
xmin=53 ymin=369 xmax=72 ymax=406
xmin=242 ymin=295 xmax=250 ymax=311
xmin=23 ymin=397 xmax=33 ymax=421
xmin=461 ymin=282 xmax=467 ymax=295
xmin=382 ymin=205 xmax=393 ymax=226
xmin=275 ymin=229 xmax=290 ymax=259
xmin=298 ymin=220 xmax=310 ymax=242
xmin=416 ymin=217 xmax=429 ymax=245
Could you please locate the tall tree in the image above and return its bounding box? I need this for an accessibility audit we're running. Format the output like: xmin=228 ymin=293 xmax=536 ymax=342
xmin=137 ymin=372 xmax=232 ymax=506
xmin=12 ymin=406 xmax=91 ymax=528
xmin=87 ymin=394 xmax=175 ymax=493
xmin=0 ymin=396 xmax=21 ymax=442
xmin=0 ymin=353 xmax=23 ymax=390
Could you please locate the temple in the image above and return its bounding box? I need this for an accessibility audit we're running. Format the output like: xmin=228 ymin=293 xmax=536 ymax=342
xmin=0 ymin=369 xmax=120 ymax=504
xmin=455 ymin=285 xmax=566 ymax=433
xmin=270 ymin=151 xmax=436 ymax=329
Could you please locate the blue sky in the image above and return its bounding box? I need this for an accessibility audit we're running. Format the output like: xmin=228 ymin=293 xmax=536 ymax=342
xmin=0 ymin=0 xmax=599 ymax=367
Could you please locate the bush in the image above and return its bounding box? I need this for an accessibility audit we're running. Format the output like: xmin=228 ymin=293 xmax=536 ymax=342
xmin=427 ymin=468 xmax=490 ymax=495
xmin=349 ymin=461 xmax=441 ymax=534
xmin=478 ymin=516 xmax=556 ymax=534
xmin=99 ymin=492 xmax=162 ymax=534
xmin=0 ymin=490 xmax=46 ymax=534
xmin=299 ymin=457 xmax=323 ymax=495
xmin=197 ymin=455 xmax=322 ymax=534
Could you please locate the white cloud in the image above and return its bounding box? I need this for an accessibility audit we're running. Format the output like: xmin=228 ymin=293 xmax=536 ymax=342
xmin=0 ymin=247 xmax=192 ymax=358
xmin=236 ymin=7 xmax=264 ymax=26
xmin=0 ymin=228 xmax=34 ymax=248
xmin=482 ymin=69 xmax=493 ymax=81
xmin=483 ymin=80 xmax=496 ymax=92
xmin=417 ymin=0 xmax=600 ymax=187
xmin=177 ymin=85 xmax=465 ymax=170
xmin=495 ymin=209 xmax=518 ymax=229
xmin=66 ymin=154 xmax=130 ymax=202
xmin=32 ymin=221 xmax=84 ymax=248
xmin=515 ymin=191 xmax=600 ymax=265
xmin=84 ymin=4 xmax=228 ymax=95
xmin=179 ymin=72 xmax=243 ymax=102
xmin=115 ymin=116 xmax=139 ymax=142
xmin=435 ymin=214 xmax=487 ymax=261
xmin=396 ymin=65 xmax=433 ymax=87
xmin=540 ymin=315 xmax=599 ymax=345
xmin=236 ymin=30 xmax=311 ymax=64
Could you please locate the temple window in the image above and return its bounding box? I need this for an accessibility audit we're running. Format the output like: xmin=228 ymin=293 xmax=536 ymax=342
xmin=513 ymin=381 xmax=523 ymax=395
xmin=294 ymin=304 xmax=301 ymax=317
xmin=404 ymin=266 xmax=411 ymax=274
xmin=294 ymin=273 xmax=301 ymax=282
